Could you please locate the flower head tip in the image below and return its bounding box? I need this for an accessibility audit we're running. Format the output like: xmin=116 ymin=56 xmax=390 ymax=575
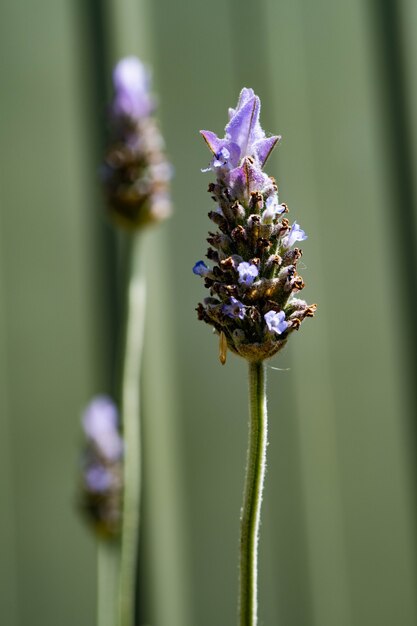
xmin=112 ymin=56 xmax=153 ymax=120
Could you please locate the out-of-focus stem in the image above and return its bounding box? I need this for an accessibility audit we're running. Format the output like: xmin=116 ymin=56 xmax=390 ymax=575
xmin=98 ymin=540 xmax=120 ymax=626
xmin=117 ymin=234 xmax=146 ymax=626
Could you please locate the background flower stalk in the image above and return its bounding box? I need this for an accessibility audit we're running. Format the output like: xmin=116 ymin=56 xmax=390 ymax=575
xmin=117 ymin=235 xmax=146 ymax=626
xmin=104 ymin=57 xmax=172 ymax=626
xmin=87 ymin=56 xmax=172 ymax=626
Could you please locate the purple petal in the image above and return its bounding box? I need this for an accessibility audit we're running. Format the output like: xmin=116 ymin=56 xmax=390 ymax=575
xmin=225 ymin=159 xmax=272 ymax=200
xmin=236 ymin=88 xmax=256 ymax=110
xmin=226 ymin=165 xmax=247 ymax=198
xmin=261 ymin=195 xmax=286 ymax=223
xmin=225 ymin=96 xmax=262 ymax=156
xmin=237 ymin=262 xmax=259 ymax=286
xmin=223 ymin=142 xmax=241 ymax=167
xmin=202 ymin=139 xmax=241 ymax=172
xmin=243 ymin=159 xmax=272 ymax=195
xmin=200 ymin=130 xmax=224 ymax=155
xmin=264 ymin=310 xmax=288 ymax=335
xmin=282 ymin=222 xmax=308 ymax=248
xmin=254 ymin=135 xmax=281 ymax=166
xmin=222 ymin=297 xmax=245 ymax=320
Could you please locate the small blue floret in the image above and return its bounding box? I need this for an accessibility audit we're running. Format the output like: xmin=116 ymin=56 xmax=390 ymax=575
xmin=237 ymin=262 xmax=259 ymax=286
xmin=193 ymin=260 xmax=209 ymax=277
xmin=261 ymin=195 xmax=286 ymax=224
xmin=264 ymin=310 xmax=288 ymax=335
xmin=282 ymin=222 xmax=307 ymax=249
xmin=213 ymin=147 xmax=231 ymax=168
xmin=222 ymin=297 xmax=245 ymax=320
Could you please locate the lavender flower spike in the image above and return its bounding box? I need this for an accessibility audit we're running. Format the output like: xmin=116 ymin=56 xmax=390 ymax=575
xmin=195 ymin=90 xmax=317 ymax=626
xmin=196 ymin=88 xmax=316 ymax=363
xmin=261 ymin=195 xmax=286 ymax=224
xmin=102 ymin=56 xmax=172 ymax=229
xmin=80 ymin=396 xmax=123 ymax=537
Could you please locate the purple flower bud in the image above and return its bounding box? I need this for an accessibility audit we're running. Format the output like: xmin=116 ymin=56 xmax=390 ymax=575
xmin=193 ymin=260 xmax=209 ymax=276
xmin=82 ymin=396 xmax=123 ymax=462
xmin=222 ymin=297 xmax=245 ymax=320
xmin=261 ymin=195 xmax=286 ymax=224
xmin=237 ymin=262 xmax=259 ymax=286
xmin=112 ymin=56 xmax=153 ymax=120
xmin=264 ymin=310 xmax=288 ymax=335
xmin=282 ymin=222 xmax=307 ymax=248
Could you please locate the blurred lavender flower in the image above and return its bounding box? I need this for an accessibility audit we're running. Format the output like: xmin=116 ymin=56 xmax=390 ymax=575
xmin=83 ymin=396 xmax=123 ymax=461
xmin=85 ymin=465 xmax=113 ymax=493
xmin=101 ymin=56 xmax=172 ymax=229
xmin=112 ymin=56 xmax=153 ymax=120
xmin=195 ymin=88 xmax=316 ymax=362
xmin=80 ymin=396 xmax=123 ymax=538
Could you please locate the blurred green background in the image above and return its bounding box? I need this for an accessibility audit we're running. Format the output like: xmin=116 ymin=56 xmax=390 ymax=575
xmin=1 ymin=0 xmax=417 ymax=625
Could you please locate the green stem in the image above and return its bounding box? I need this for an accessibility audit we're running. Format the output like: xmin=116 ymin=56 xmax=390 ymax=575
xmin=117 ymin=233 xmax=146 ymax=626
xmin=98 ymin=540 xmax=120 ymax=626
xmin=239 ymin=361 xmax=268 ymax=626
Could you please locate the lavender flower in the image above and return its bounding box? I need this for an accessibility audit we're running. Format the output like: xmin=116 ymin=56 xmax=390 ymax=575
xmin=261 ymin=195 xmax=286 ymax=224
xmin=193 ymin=260 xmax=209 ymax=277
xmin=282 ymin=221 xmax=307 ymax=249
xmin=196 ymin=88 xmax=316 ymax=362
xmin=237 ymin=262 xmax=259 ymax=286
xmin=102 ymin=56 xmax=172 ymax=229
xmin=222 ymin=297 xmax=245 ymax=320
xmin=264 ymin=310 xmax=288 ymax=335
xmin=80 ymin=396 xmax=123 ymax=537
